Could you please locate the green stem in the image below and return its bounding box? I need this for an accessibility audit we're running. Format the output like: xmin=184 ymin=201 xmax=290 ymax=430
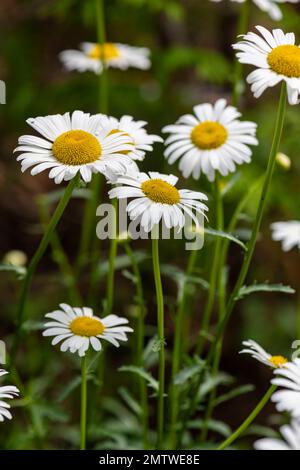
xmin=217 ymin=384 xmax=276 ymax=450
xmin=10 ymin=176 xmax=79 ymax=366
xmin=124 ymin=241 xmax=149 ymax=449
xmin=95 ymin=0 xmax=108 ymax=113
xmin=152 ymin=236 xmax=165 ymax=450
xmin=80 ymin=355 xmax=88 ymax=450
xmin=232 ymin=0 xmax=250 ymax=107
xmin=106 ymin=198 xmax=118 ymax=314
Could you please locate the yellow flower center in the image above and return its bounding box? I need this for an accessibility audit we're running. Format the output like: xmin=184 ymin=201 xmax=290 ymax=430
xmin=268 ymin=355 xmax=288 ymax=368
xmin=141 ymin=179 xmax=180 ymax=205
xmin=191 ymin=121 xmax=228 ymax=150
xmin=267 ymin=45 xmax=300 ymax=78
xmin=70 ymin=316 xmax=105 ymax=337
xmin=88 ymin=43 xmax=120 ymax=60
xmin=52 ymin=130 xmax=101 ymax=165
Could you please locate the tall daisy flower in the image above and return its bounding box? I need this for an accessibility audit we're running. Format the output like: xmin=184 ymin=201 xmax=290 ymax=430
xmin=14 ymin=111 xmax=134 ymax=184
xmin=271 ymin=358 xmax=300 ymax=418
xmin=271 ymin=221 xmax=300 ymax=251
xmin=43 ymin=303 xmax=133 ymax=357
xmin=108 ymin=171 xmax=209 ymax=233
xmin=162 ymin=99 xmax=258 ymax=181
xmin=210 ymin=0 xmax=299 ymax=22
xmin=254 ymin=420 xmax=300 ymax=450
xmin=60 ymin=42 xmax=150 ymax=75
xmin=0 ymin=370 xmax=20 ymax=422
xmin=233 ymin=26 xmax=300 ymax=105
xmin=240 ymin=339 xmax=288 ymax=368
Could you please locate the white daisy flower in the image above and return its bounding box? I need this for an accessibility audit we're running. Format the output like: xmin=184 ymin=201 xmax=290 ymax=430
xmin=210 ymin=0 xmax=299 ymax=22
xmin=162 ymin=99 xmax=258 ymax=182
xmin=0 ymin=370 xmax=20 ymax=422
xmin=271 ymin=358 xmax=300 ymax=418
xmin=254 ymin=420 xmax=300 ymax=450
xmin=108 ymin=171 xmax=209 ymax=233
xmin=240 ymin=339 xmax=288 ymax=368
xmin=43 ymin=303 xmax=133 ymax=357
xmin=233 ymin=26 xmax=300 ymax=105
xmin=60 ymin=42 xmax=151 ymax=75
xmin=14 ymin=111 xmax=134 ymax=184
xmin=271 ymin=221 xmax=300 ymax=251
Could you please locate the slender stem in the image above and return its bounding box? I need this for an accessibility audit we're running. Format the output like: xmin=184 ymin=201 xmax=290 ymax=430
xmin=217 ymin=384 xmax=276 ymax=450
xmin=95 ymin=0 xmax=108 ymax=113
xmin=106 ymin=198 xmax=118 ymax=314
xmin=170 ymin=248 xmax=198 ymax=448
xmin=152 ymin=236 xmax=165 ymax=450
xmin=80 ymin=355 xmax=88 ymax=450
xmin=232 ymin=0 xmax=250 ymax=107
xmin=10 ymin=176 xmax=79 ymax=367
xmin=124 ymin=241 xmax=149 ymax=449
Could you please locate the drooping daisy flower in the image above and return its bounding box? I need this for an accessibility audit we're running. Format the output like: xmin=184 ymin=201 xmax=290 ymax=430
xmin=271 ymin=221 xmax=300 ymax=251
xmin=233 ymin=26 xmax=300 ymax=105
xmin=254 ymin=420 xmax=300 ymax=450
xmin=271 ymin=358 xmax=300 ymax=418
xmin=108 ymin=171 xmax=209 ymax=233
xmin=60 ymin=42 xmax=150 ymax=75
xmin=0 ymin=370 xmax=20 ymax=422
xmin=43 ymin=304 xmax=133 ymax=357
xmin=14 ymin=111 xmax=134 ymax=184
xmin=162 ymin=99 xmax=257 ymax=182
xmin=240 ymin=339 xmax=288 ymax=368
xmin=210 ymin=0 xmax=299 ymax=22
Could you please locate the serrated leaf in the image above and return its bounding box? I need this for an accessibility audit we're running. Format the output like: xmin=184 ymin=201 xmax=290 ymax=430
xmin=214 ymin=384 xmax=255 ymax=407
xmin=236 ymin=283 xmax=295 ymax=300
xmin=198 ymin=373 xmax=234 ymax=400
xmin=174 ymin=360 xmax=206 ymax=386
xmin=118 ymin=387 xmax=141 ymax=416
xmin=205 ymin=228 xmax=247 ymax=251
xmin=187 ymin=419 xmax=231 ymax=437
xmin=119 ymin=365 xmax=158 ymax=392
xmin=56 ymin=376 xmax=81 ymax=403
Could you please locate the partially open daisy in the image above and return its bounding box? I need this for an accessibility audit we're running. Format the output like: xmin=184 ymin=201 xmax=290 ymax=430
xmin=0 ymin=370 xmax=20 ymax=422
xmin=271 ymin=221 xmax=300 ymax=251
xmin=271 ymin=358 xmax=300 ymax=418
xmin=43 ymin=303 xmax=133 ymax=357
xmin=14 ymin=111 xmax=134 ymax=184
xmin=233 ymin=26 xmax=300 ymax=105
xmin=254 ymin=420 xmax=300 ymax=450
xmin=108 ymin=171 xmax=209 ymax=233
xmin=210 ymin=0 xmax=299 ymax=22
xmin=60 ymin=42 xmax=150 ymax=75
xmin=240 ymin=340 xmax=288 ymax=368
xmin=162 ymin=99 xmax=258 ymax=182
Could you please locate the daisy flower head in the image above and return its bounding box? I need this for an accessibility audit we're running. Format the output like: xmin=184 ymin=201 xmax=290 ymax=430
xmin=210 ymin=0 xmax=300 ymax=22
xmin=60 ymin=42 xmax=151 ymax=75
xmin=43 ymin=303 xmax=133 ymax=357
xmin=14 ymin=111 xmax=134 ymax=184
xmin=162 ymin=99 xmax=258 ymax=182
xmin=240 ymin=339 xmax=288 ymax=368
xmin=271 ymin=221 xmax=300 ymax=251
xmin=233 ymin=26 xmax=300 ymax=105
xmin=254 ymin=420 xmax=300 ymax=450
xmin=108 ymin=171 xmax=209 ymax=233
xmin=271 ymin=358 xmax=300 ymax=418
xmin=0 ymin=370 xmax=20 ymax=422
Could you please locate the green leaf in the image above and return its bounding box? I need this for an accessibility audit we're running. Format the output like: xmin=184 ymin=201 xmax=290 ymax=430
xmin=118 ymin=387 xmax=141 ymax=416
xmin=56 ymin=376 xmax=81 ymax=403
xmin=236 ymin=282 xmax=296 ymax=300
xmin=119 ymin=365 xmax=159 ymax=392
xmin=174 ymin=360 xmax=206 ymax=386
xmin=0 ymin=263 xmax=26 ymax=279
xmin=97 ymin=251 xmax=148 ymax=276
xmin=205 ymin=228 xmax=247 ymax=251
xmin=187 ymin=419 xmax=231 ymax=437
xmin=213 ymin=384 xmax=255 ymax=407
xmin=198 ymin=373 xmax=234 ymax=400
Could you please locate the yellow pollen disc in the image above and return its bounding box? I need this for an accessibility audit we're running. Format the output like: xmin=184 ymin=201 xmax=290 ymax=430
xmin=267 ymin=45 xmax=300 ymax=78
xmin=268 ymin=355 xmax=288 ymax=368
xmin=70 ymin=316 xmax=105 ymax=337
xmin=52 ymin=130 xmax=101 ymax=165
xmin=191 ymin=121 xmax=228 ymax=150
xmin=88 ymin=43 xmax=120 ymax=60
xmin=141 ymin=179 xmax=180 ymax=205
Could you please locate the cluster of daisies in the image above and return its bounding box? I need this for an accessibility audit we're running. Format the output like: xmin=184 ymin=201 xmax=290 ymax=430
xmin=241 ymin=341 xmax=300 ymax=449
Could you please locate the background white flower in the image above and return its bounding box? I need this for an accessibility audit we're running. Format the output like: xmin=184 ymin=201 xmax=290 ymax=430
xmin=233 ymin=26 xmax=300 ymax=105
xmin=0 ymin=370 xmax=20 ymax=422
xmin=240 ymin=339 xmax=288 ymax=368
xmin=60 ymin=42 xmax=150 ymax=74
xmin=109 ymin=171 xmax=208 ymax=233
xmin=15 ymin=111 xmax=134 ymax=184
xmin=254 ymin=420 xmax=300 ymax=450
xmin=210 ymin=0 xmax=299 ymax=21
xmin=271 ymin=358 xmax=300 ymax=418
xmin=163 ymin=99 xmax=257 ymax=182
xmin=43 ymin=303 xmax=133 ymax=357
xmin=271 ymin=221 xmax=300 ymax=251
